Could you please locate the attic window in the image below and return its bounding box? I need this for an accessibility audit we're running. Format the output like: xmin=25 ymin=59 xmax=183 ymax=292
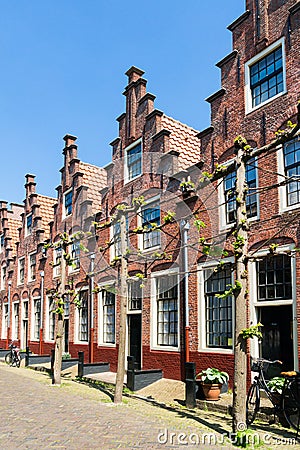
xmin=245 ymin=38 xmax=286 ymax=113
xmin=26 ymin=214 xmax=33 ymax=235
xmin=125 ymin=140 xmax=142 ymax=182
xmin=64 ymin=190 xmax=73 ymax=217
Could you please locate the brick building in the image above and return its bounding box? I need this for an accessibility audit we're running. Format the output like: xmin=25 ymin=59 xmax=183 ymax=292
xmin=1 ymin=0 xmax=300 ymax=383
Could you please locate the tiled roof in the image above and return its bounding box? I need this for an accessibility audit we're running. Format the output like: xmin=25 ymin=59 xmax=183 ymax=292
xmin=79 ymin=162 xmax=107 ymax=213
xmin=37 ymin=195 xmax=56 ymax=238
xmin=7 ymin=212 xmax=22 ymax=256
xmin=161 ymin=115 xmax=200 ymax=171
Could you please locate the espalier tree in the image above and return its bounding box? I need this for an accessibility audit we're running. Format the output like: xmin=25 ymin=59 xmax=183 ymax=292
xmin=44 ymin=231 xmax=89 ymax=385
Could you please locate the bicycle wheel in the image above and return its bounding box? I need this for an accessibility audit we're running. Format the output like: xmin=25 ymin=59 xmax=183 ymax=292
xmin=282 ymin=378 xmax=300 ymax=431
xmin=5 ymin=352 xmax=12 ymax=365
xmin=246 ymin=382 xmax=260 ymax=425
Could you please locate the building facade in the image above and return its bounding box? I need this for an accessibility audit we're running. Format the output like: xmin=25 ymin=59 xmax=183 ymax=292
xmin=1 ymin=0 xmax=300 ymax=382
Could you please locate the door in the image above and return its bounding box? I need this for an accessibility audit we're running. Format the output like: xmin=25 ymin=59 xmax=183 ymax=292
xmin=258 ymin=305 xmax=294 ymax=373
xmin=64 ymin=319 xmax=69 ymax=353
xmin=128 ymin=314 xmax=142 ymax=369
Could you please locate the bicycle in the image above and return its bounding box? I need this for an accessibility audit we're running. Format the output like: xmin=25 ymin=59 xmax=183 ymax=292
xmin=246 ymin=358 xmax=300 ymax=433
xmin=5 ymin=342 xmax=21 ymax=367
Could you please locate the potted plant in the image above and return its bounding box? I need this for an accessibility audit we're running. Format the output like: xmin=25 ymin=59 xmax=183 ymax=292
xmin=196 ymin=367 xmax=229 ymax=401
xmin=267 ymin=376 xmax=285 ymax=405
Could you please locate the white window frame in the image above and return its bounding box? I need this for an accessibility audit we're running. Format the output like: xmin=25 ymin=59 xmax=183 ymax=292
xmin=45 ymin=295 xmax=55 ymax=342
xmin=150 ymin=268 xmax=180 ymax=352
xmin=74 ymin=289 xmax=89 ymax=344
xmin=98 ymin=282 xmax=116 ymax=347
xmin=18 ymin=257 xmax=25 ymax=285
xmin=69 ymin=239 xmax=80 ymax=273
xmin=124 ymin=138 xmax=142 ymax=184
xmin=53 ymin=246 xmax=62 ymax=279
xmin=248 ymin=244 xmax=298 ymax=370
xmin=1 ymin=265 xmax=6 ymax=291
xmin=0 ymin=233 xmax=4 ymax=253
xmin=198 ymin=257 xmax=234 ymax=354
xmin=278 ymin=135 xmax=300 ymax=213
xmin=245 ymin=37 xmax=286 ymax=114
xmin=63 ymin=188 xmax=73 ymax=219
xmin=11 ymin=302 xmax=19 ymax=341
xmin=137 ymin=195 xmax=161 ymax=252
xmin=219 ymin=158 xmax=259 ymax=231
xmin=31 ymin=296 xmax=41 ymax=341
xmin=25 ymin=213 xmax=33 ymax=236
xmin=1 ymin=302 xmax=8 ymax=339
xmin=28 ymin=252 xmax=37 ymax=282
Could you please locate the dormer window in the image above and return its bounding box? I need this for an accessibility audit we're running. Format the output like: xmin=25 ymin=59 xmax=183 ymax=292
xmin=64 ymin=189 xmax=73 ymax=217
xmin=125 ymin=140 xmax=142 ymax=183
xmin=26 ymin=214 xmax=33 ymax=236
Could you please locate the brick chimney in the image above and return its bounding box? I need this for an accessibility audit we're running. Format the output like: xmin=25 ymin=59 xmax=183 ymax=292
xmin=62 ymin=134 xmax=78 ymax=189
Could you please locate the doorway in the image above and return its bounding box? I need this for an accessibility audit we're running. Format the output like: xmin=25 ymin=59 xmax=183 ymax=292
xmin=258 ymin=305 xmax=294 ymax=372
xmin=128 ymin=314 xmax=142 ymax=369
xmin=64 ymin=319 xmax=69 ymax=354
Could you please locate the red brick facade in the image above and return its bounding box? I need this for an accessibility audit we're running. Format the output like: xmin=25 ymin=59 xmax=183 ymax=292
xmin=1 ymin=0 xmax=300 ymax=384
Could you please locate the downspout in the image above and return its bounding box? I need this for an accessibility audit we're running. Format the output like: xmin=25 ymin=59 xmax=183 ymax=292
xmin=181 ymin=220 xmax=190 ymax=363
xmin=90 ymin=253 xmax=95 ymax=363
xmin=39 ymin=271 xmax=44 ymax=354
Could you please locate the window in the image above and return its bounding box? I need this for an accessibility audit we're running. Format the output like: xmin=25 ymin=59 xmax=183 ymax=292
xmin=1 ymin=265 xmax=6 ymax=291
xmin=53 ymin=246 xmax=62 ymax=278
xmin=33 ymin=298 xmax=41 ymax=340
xmin=257 ymin=254 xmax=291 ymax=301
xmin=125 ymin=141 xmax=142 ymax=182
xmin=245 ymin=39 xmax=285 ymax=112
xmin=283 ymin=139 xmax=300 ymax=206
xmin=18 ymin=258 xmax=25 ymax=284
xmin=2 ymin=303 xmax=8 ymax=338
xmin=102 ymin=289 xmax=115 ymax=344
xmin=28 ymin=253 xmax=36 ymax=281
xmin=78 ymin=290 xmax=88 ymax=342
xmin=64 ymin=190 xmax=73 ymax=217
xmin=156 ymin=275 xmax=178 ymax=347
xmin=204 ymin=266 xmax=233 ymax=349
xmin=47 ymin=297 xmax=55 ymax=341
xmin=70 ymin=240 xmax=80 ymax=271
xmin=0 ymin=234 xmax=4 ymax=253
xmin=113 ymin=221 xmax=121 ymax=257
xmin=12 ymin=303 xmax=19 ymax=340
xmin=26 ymin=214 xmax=33 ymax=235
xmin=141 ymin=202 xmax=160 ymax=249
xmin=128 ymin=281 xmax=142 ymax=311
xmin=224 ymin=158 xmax=258 ymax=225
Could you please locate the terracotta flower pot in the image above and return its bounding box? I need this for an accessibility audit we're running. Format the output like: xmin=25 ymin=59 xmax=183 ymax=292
xmin=201 ymin=383 xmax=222 ymax=401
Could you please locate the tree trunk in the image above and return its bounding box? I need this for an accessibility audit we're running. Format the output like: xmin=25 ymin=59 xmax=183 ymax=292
xmin=232 ymin=146 xmax=248 ymax=432
xmin=52 ymin=245 xmax=66 ymax=385
xmin=114 ymin=213 xmax=128 ymax=403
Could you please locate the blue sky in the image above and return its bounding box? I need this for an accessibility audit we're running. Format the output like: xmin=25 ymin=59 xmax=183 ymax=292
xmin=0 ymin=1 xmax=244 ymax=204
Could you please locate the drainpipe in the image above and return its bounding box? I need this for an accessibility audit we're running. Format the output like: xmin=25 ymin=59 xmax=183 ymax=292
xmin=7 ymin=280 xmax=12 ymax=348
xmin=181 ymin=220 xmax=190 ymax=363
xmin=39 ymin=271 xmax=44 ymax=355
xmin=89 ymin=253 xmax=95 ymax=363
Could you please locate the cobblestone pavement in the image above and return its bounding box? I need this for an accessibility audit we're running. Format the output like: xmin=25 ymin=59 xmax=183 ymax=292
xmin=0 ymin=364 xmax=299 ymax=449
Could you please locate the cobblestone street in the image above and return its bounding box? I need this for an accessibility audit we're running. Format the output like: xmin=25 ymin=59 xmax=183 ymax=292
xmin=0 ymin=364 xmax=231 ymax=449
xmin=0 ymin=364 xmax=299 ymax=449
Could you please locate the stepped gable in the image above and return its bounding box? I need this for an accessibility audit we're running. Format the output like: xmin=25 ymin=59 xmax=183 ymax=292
xmin=160 ymin=115 xmax=200 ymax=171
xmin=79 ymin=162 xmax=107 ymax=213
xmin=37 ymin=195 xmax=56 ymax=238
